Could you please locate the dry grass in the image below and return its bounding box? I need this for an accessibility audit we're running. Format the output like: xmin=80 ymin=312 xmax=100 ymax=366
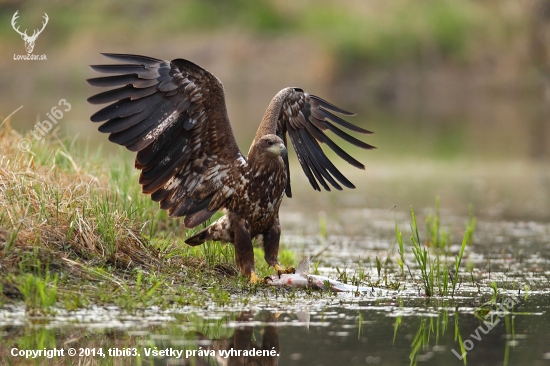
xmin=0 ymin=117 xmax=297 ymax=311
xmin=0 ymin=120 xmax=186 ymax=284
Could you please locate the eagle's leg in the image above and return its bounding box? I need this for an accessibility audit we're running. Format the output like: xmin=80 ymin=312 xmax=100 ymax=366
xmin=263 ymin=220 xmax=295 ymax=275
xmin=233 ymin=218 xmax=259 ymax=283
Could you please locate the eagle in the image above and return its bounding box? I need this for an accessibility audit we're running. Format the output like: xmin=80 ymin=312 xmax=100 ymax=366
xmin=87 ymin=53 xmax=374 ymax=283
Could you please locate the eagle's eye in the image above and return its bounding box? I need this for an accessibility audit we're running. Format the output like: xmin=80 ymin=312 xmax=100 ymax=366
xmin=267 ymin=140 xmax=274 ymax=146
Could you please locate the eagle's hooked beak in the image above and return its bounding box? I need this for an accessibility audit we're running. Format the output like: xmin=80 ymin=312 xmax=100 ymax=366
xmin=268 ymin=142 xmax=287 ymax=160
xmin=279 ymin=144 xmax=288 ymax=161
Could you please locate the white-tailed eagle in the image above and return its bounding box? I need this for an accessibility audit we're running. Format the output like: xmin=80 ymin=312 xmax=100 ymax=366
xmin=87 ymin=53 xmax=374 ymax=282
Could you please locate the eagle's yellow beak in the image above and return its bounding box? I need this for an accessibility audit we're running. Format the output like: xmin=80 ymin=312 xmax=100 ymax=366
xmin=268 ymin=143 xmax=287 ymax=159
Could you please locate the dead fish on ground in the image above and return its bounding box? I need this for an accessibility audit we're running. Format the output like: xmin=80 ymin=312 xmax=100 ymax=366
xmin=266 ymin=257 xmax=393 ymax=296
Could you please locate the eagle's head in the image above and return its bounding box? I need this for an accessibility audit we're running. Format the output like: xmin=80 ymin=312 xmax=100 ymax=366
xmin=250 ymin=134 xmax=288 ymax=162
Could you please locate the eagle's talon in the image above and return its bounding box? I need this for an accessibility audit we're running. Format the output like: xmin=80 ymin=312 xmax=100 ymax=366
xmin=277 ymin=270 xmax=282 ymax=279
xmin=250 ymin=272 xmax=261 ymax=284
xmin=274 ymin=264 xmax=295 ymax=275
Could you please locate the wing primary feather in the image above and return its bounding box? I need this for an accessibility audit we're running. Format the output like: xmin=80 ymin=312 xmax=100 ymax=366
xmin=88 ymin=85 xmax=157 ymax=105
xmin=125 ymin=110 xmax=180 ymax=152
xmin=98 ymin=112 xmax=149 ymax=133
xmin=304 ymin=154 xmax=332 ymax=191
xmin=297 ymin=125 xmax=339 ymax=190
xmin=297 ymin=128 xmax=355 ymax=189
xmin=107 ymin=101 xmax=172 ymax=147
xmin=89 ymin=64 xmax=158 ymax=79
xmin=309 ymin=94 xmax=355 ymax=116
xmin=86 ymin=75 xmax=158 ymax=88
xmin=100 ymin=53 xmax=162 ymax=66
xmin=98 ymin=97 xmax=166 ymax=134
xmin=303 ymin=122 xmax=365 ymax=169
xmin=91 ymin=93 xmax=164 ymax=122
xmin=280 ymin=133 xmax=292 ymax=198
xmin=318 ymin=107 xmax=372 ymax=134
xmin=299 ymin=129 xmax=343 ymax=190
xmin=288 ymin=128 xmax=320 ymax=191
xmin=315 ymin=118 xmax=376 ymax=150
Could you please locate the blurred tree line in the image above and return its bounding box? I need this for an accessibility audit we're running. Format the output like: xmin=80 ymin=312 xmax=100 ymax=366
xmin=1 ymin=0 xmax=549 ymax=160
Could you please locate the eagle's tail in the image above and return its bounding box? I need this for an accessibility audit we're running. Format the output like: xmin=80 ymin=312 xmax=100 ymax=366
xmin=185 ymin=216 xmax=232 ymax=246
xmin=185 ymin=228 xmax=209 ymax=246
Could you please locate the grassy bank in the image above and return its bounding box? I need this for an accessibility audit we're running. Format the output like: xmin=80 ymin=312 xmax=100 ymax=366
xmin=0 ymin=122 xmax=295 ymax=313
xmin=0 ymin=117 xmax=526 ymax=315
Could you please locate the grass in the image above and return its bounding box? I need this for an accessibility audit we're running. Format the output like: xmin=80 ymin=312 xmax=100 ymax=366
xmin=1 ymin=115 xmax=480 ymax=317
xmin=0 ymin=117 xmax=533 ymax=323
xmin=0 ymin=117 xmax=524 ymax=332
xmin=0 ymin=123 xmax=296 ymax=312
xmin=18 ymin=271 xmax=58 ymax=314
xmin=395 ymin=197 xmax=476 ymax=297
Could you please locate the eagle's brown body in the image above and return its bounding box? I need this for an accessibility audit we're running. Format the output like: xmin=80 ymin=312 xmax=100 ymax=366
xmin=87 ymin=54 xmax=374 ymax=280
xmin=187 ymin=135 xmax=288 ymax=275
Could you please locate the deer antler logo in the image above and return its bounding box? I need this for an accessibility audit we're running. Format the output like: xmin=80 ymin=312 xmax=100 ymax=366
xmin=11 ymin=11 xmax=49 ymax=54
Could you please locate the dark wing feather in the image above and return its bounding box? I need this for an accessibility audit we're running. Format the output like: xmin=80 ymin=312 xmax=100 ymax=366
xmin=87 ymin=53 xmax=244 ymax=227
xmin=255 ymin=87 xmax=374 ymax=195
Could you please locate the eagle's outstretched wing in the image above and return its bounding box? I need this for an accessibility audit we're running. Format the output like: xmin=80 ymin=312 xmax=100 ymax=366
xmin=254 ymin=87 xmax=374 ymax=197
xmin=87 ymin=53 xmax=243 ymax=227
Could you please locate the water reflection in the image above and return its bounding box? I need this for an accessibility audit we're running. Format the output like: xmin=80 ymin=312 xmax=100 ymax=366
xmin=2 ymin=200 xmax=550 ymax=365
xmin=188 ymin=311 xmax=280 ymax=366
xmin=2 ymin=300 xmax=550 ymax=365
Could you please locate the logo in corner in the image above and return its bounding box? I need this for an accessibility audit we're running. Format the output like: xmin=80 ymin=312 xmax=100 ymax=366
xmin=11 ymin=10 xmax=48 ymax=60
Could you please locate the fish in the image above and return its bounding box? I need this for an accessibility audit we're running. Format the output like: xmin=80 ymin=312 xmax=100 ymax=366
xmin=266 ymin=257 xmax=393 ymax=296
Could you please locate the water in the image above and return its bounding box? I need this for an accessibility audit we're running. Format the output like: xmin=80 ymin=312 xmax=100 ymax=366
xmin=2 ymin=294 xmax=550 ymax=365
xmin=2 ymin=187 xmax=550 ymax=365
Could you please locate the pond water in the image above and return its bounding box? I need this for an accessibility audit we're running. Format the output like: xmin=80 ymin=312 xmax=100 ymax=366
xmin=2 ymin=294 xmax=549 ymax=366
xmin=2 ymin=160 xmax=550 ymax=366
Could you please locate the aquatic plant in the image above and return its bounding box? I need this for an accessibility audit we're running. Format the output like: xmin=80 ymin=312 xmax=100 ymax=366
xmin=395 ymin=199 xmax=475 ymax=297
xmin=18 ymin=271 xmax=58 ymax=314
